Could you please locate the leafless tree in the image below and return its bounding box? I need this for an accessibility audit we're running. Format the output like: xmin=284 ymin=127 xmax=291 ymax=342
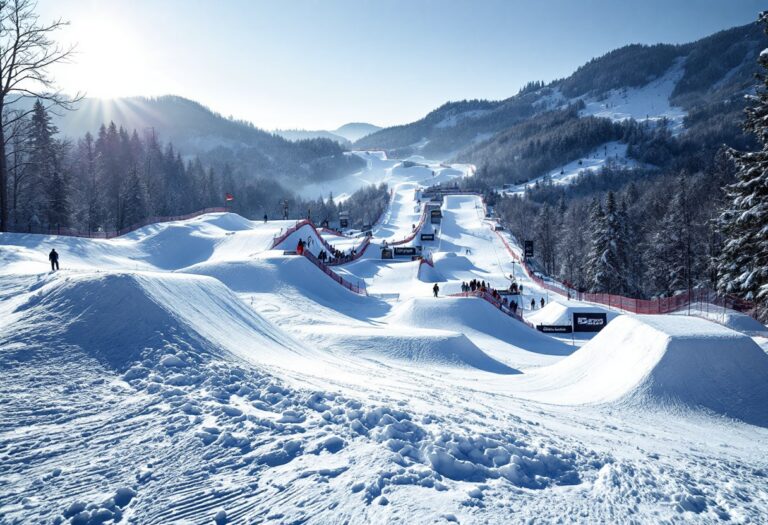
xmin=0 ymin=0 xmax=80 ymax=231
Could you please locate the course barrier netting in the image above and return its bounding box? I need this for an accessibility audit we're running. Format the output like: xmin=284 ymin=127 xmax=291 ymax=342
xmin=4 ymin=207 xmax=230 ymax=239
xmin=303 ymin=250 xmax=367 ymax=295
xmin=270 ymin=219 xmax=372 ymax=265
xmin=449 ymin=290 xmax=533 ymax=327
xmin=491 ymin=219 xmax=754 ymax=318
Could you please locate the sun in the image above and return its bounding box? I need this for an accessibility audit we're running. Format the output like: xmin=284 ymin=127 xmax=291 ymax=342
xmin=70 ymin=14 xmax=150 ymax=99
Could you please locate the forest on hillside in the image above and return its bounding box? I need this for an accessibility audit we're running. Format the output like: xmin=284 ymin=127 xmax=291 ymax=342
xmin=3 ymin=101 xmax=384 ymax=234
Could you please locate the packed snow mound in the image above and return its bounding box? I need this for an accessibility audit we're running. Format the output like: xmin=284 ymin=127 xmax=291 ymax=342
xmin=673 ymin=307 xmax=768 ymax=335
xmin=388 ymin=297 xmax=571 ymax=356
xmin=314 ymin=327 xmax=517 ymax=374
xmin=418 ymin=262 xmax=445 ymax=283
xmin=0 ymin=212 xmax=289 ymax=274
xmin=186 ymin=255 xmax=388 ymax=320
xmin=527 ymin=301 xmax=618 ymax=328
xmin=5 ymin=272 xmax=302 ymax=369
xmin=521 ymin=315 xmax=768 ymax=425
xmin=442 ymin=194 xmax=476 ymax=210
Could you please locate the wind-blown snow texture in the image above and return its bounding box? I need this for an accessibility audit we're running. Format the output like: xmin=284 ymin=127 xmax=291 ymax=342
xmin=2 ymin=157 xmax=768 ymax=524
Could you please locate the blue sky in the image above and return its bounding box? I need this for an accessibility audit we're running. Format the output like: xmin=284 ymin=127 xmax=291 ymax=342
xmin=38 ymin=0 xmax=765 ymax=130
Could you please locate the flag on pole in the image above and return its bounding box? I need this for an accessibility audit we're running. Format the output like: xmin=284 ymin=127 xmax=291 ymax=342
xmin=225 ymin=193 xmax=234 ymax=202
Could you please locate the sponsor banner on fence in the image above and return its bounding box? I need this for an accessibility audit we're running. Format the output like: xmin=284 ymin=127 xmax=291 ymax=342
xmin=524 ymin=240 xmax=534 ymax=258
xmin=421 ymin=233 xmax=435 ymax=241
xmin=394 ymin=247 xmax=417 ymax=257
xmin=381 ymin=248 xmax=393 ymax=259
xmin=537 ymin=325 xmax=572 ymax=333
xmin=572 ymin=312 xmax=607 ymax=332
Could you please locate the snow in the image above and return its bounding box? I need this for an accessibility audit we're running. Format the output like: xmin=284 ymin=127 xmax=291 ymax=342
xmin=505 ymin=141 xmax=642 ymax=195
xmin=517 ymin=315 xmax=768 ymax=427
xmin=579 ymin=58 xmax=688 ymax=134
xmin=297 ymin=151 xmax=468 ymax=202
xmin=2 ymin=163 xmax=768 ymax=523
xmin=527 ymin=300 xmax=618 ymax=328
xmin=435 ymin=109 xmax=492 ymax=129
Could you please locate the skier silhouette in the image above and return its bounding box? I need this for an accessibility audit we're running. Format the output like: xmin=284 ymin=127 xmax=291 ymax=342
xmin=49 ymin=249 xmax=59 ymax=271
xmin=433 ymin=283 xmax=439 ymax=298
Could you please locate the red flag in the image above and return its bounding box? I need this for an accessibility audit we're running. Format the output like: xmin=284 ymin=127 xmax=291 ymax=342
xmin=225 ymin=193 xmax=234 ymax=202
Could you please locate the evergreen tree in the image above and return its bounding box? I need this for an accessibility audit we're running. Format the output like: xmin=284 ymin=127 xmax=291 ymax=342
xmin=27 ymin=100 xmax=59 ymax=228
xmin=46 ymin=170 xmax=69 ymax=230
xmin=122 ymin=168 xmax=146 ymax=227
xmin=717 ymin=12 xmax=768 ymax=319
xmin=587 ymin=192 xmax=631 ymax=294
xmin=585 ymin=198 xmax=606 ymax=291
xmin=647 ymin=176 xmax=694 ymax=296
xmin=534 ymin=203 xmax=557 ymax=274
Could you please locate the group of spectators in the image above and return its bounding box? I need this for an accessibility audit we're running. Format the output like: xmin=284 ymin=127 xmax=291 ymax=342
xmin=317 ymin=246 xmax=357 ymax=265
xmin=456 ymin=278 xmax=553 ymax=318
xmin=460 ymin=279 xmax=488 ymax=293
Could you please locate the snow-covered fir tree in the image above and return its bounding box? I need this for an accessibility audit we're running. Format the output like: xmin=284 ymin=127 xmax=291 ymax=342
xmin=647 ymin=176 xmax=694 ymax=296
xmin=717 ymin=12 xmax=768 ymax=320
xmin=587 ymin=191 xmax=632 ymax=294
xmin=27 ymin=101 xmax=59 ymax=228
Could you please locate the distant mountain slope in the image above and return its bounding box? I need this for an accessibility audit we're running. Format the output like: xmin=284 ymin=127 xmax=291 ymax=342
xmin=272 ymin=123 xmax=380 ymax=146
xmin=37 ymin=95 xmax=364 ymax=184
xmin=273 ymin=128 xmax=350 ymax=145
xmin=354 ymin=21 xmax=767 ymax=164
xmin=334 ymin=122 xmax=381 ymax=142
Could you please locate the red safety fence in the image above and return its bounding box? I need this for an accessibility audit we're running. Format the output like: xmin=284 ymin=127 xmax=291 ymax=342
xmin=390 ymin=204 xmax=429 ymax=246
xmin=328 ymin=236 xmax=371 ymax=265
xmin=271 ymin=219 xmax=336 ymax=253
xmin=491 ymin=225 xmax=755 ymax=318
xmin=420 ymin=252 xmax=434 ymax=268
xmin=303 ymin=250 xmax=367 ymax=295
xmin=450 ymin=290 xmax=533 ymax=327
xmin=4 ymin=207 xmax=230 ymax=239
xmin=319 ymin=227 xmax=346 ymax=237
xmin=271 ymin=218 xmax=372 ymax=266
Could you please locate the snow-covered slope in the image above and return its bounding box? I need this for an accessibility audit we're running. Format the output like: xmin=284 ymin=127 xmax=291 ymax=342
xmin=2 ymin=176 xmax=768 ymax=523
xmin=519 ymin=315 xmax=768 ymax=426
xmin=578 ymin=59 xmax=688 ymax=134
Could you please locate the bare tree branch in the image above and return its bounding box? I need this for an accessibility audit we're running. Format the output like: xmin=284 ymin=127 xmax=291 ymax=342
xmin=0 ymin=0 xmax=79 ymax=230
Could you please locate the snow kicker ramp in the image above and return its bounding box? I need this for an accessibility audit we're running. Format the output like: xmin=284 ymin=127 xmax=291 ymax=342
xmin=0 ymin=213 xmax=288 ymax=274
xmin=520 ymin=315 xmax=768 ymax=426
xmin=389 ymin=297 xmax=572 ymax=358
xmin=3 ymin=271 xmax=307 ymax=370
xmin=310 ymin=326 xmax=518 ymax=374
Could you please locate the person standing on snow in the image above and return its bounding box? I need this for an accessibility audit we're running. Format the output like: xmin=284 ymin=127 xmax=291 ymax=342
xmin=433 ymin=283 xmax=439 ymax=298
xmin=49 ymin=249 xmax=59 ymax=271
xmin=263 ymin=213 xmax=268 ymax=223
xmin=540 ymin=297 xmax=545 ymax=308
xmin=296 ymin=239 xmax=305 ymax=255
xmin=530 ymin=298 xmax=535 ymax=310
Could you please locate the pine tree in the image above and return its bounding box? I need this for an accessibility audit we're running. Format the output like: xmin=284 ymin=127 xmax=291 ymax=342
xmin=122 ymin=168 xmax=146 ymax=227
xmin=648 ymin=176 xmax=694 ymax=296
xmin=535 ymin=204 xmax=557 ymax=275
xmin=585 ymin=198 xmax=606 ymax=291
xmin=46 ymin=170 xmax=69 ymax=230
xmin=587 ymin=192 xmax=631 ymax=294
xmin=717 ymin=12 xmax=768 ymax=319
xmin=27 ymin=100 xmax=59 ymax=228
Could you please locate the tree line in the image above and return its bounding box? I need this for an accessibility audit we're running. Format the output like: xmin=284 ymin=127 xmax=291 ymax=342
xmin=4 ymin=100 xmax=386 ymax=234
